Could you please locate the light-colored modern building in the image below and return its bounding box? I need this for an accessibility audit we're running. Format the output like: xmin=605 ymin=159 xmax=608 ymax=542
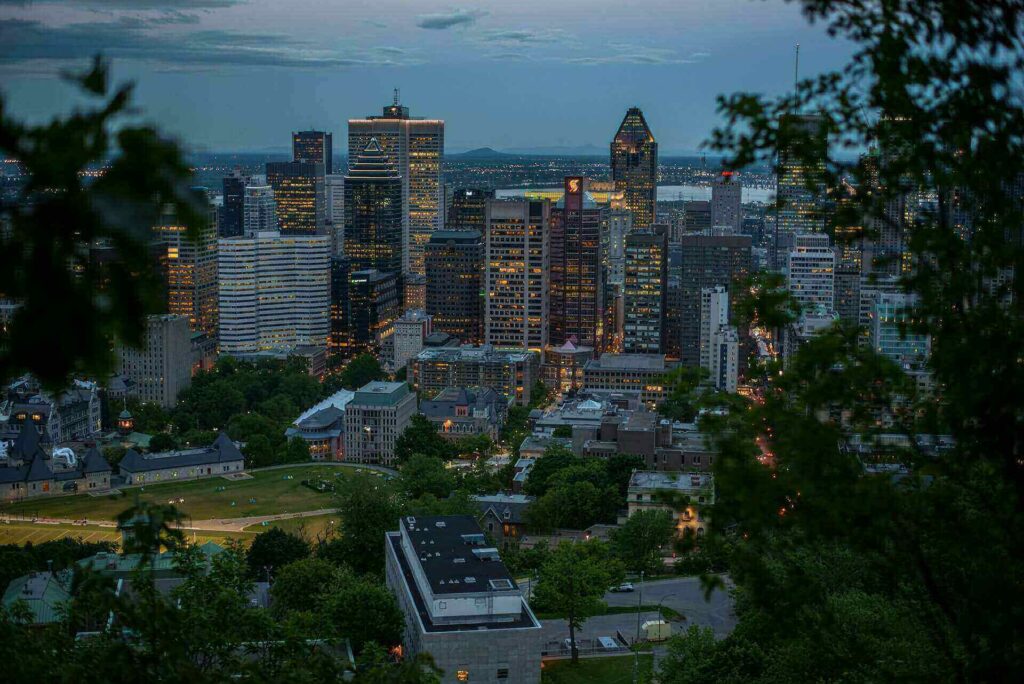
xmin=217 ymin=230 xmax=330 ymax=355
xmin=117 ymin=314 xmax=192 ymax=408
xmin=582 ymin=353 xmax=678 ymax=406
xmin=626 ymin=470 xmax=714 ymax=538
xmin=385 ymin=515 xmax=542 ymax=683
xmin=708 ymin=325 xmax=739 ymax=393
xmin=285 ymin=388 xmax=355 ymax=461
xmin=118 ymin=432 xmax=245 ymax=485
xmin=484 ymin=199 xmax=550 ymax=352
xmin=411 ymin=345 xmax=541 ymax=406
xmin=242 ymin=184 xmax=277 ymax=234
xmin=348 ymin=95 xmax=444 ymax=279
xmin=343 ymin=381 xmax=417 ymax=466
xmin=605 ymin=209 xmax=632 ymax=288
xmin=698 ymin=286 xmax=729 ymax=371
xmin=393 ymin=310 xmax=433 ymax=372
xmin=787 ymin=232 xmax=836 ymax=314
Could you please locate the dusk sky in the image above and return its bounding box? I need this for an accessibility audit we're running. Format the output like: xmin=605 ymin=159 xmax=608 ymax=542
xmin=0 ymin=0 xmax=854 ymax=154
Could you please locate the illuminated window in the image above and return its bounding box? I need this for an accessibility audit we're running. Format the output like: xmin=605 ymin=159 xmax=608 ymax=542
xmin=456 ymin=671 xmax=469 ymax=682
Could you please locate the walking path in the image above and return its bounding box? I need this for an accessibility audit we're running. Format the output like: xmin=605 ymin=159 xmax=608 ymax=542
xmin=189 ymin=508 xmax=339 ymax=532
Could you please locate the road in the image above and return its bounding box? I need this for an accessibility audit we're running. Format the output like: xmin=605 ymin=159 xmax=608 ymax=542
xmin=604 ymin=576 xmax=736 ymax=637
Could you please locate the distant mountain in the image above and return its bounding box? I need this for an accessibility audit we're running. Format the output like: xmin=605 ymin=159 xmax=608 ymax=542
xmin=451 ymin=147 xmax=512 ymax=159
xmin=500 ymin=144 xmax=606 ymax=157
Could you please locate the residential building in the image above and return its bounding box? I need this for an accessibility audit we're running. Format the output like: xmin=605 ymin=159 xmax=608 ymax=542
xmin=611 ymin=107 xmax=658 ymax=228
xmin=708 ymin=325 xmax=739 ymax=393
xmin=285 ymin=388 xmax=355 ymax=461
xmin=582 ymin=353 xmax=678 ymax=406
xmin=393 ymin=309 xmax=433 ymax=371
xmin=119 ymin=433 xmax=243 ymax=485
xmin=698 ymin=286 xmax=729 ymax=371
xmin=2 ymin=377 xmax=102 ymax=446
xmin=710 ymin=171 xmax=742 ymax=232
xmin=292 ymin=130 xmax=333 ymax=173
xmin=343 ymin=381 xmax=417 ymax=466
xmin=384 ymin=515 xmax=542 ymax=684
xmin=242 ymin=184 xmax=277 ymax=234
xmin=471 ymin=493 xmax=534 ymax=548
xmin=626 ymin=470 xmax=714 ymax=538
xmin=217 ymin=230 xmax=330 ymax=355
xmin=348 ymin=95 xmax=444 ymax=278
xmin=344 ymin=138 xmax=404 ymax=276
xmin=420 ymin=387 xmax=509 ymax=442
xmin=266 ymin=161 xmax=327 ymax=236
xmin=425 ymin=230 xmax=484 ymax=344
xmin=154 ymin=205 xmax=219 ymax=340
xmin=548 ymin=177 xmax=605 ymax=351
xmin=484 ymin=199 xmax=550 ymax=351
xmin=411 ymin=345 xmax=541 ymax=406
xmin=117 ymin=314 xmax=192 ymax=408
xmin=623 ymin=229 xmax=667 ymax=354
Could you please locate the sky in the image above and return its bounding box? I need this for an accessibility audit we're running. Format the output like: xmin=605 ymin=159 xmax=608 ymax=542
xmin=0 ymin=0 xmax=855 ymax=154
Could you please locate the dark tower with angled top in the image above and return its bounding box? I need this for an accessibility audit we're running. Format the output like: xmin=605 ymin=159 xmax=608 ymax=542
xmin=611 ymin=107 xmax=658 ymax=230
xmin=344 ymin=138 xmax=404 ymax=276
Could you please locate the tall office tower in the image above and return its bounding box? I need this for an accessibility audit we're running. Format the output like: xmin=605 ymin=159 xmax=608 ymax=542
xmin=709 ymin=325 xmax=739 ymax=393
xmin=329 ymin=256 xmax=350 ymax=357
xmin=834 ymin=187 xmax=866 ymax=326
xmin=484 ymin=199 xmax=550 ymax=351
xmin=447 ymin=187 xmax=495 ymax=231
xmin=711 ymin=171 xmax=743 ymax=232
xmin=217 ymin=230 xmax=331 ymax=354
xmin=153 ymin=204 xmax=218 ymax=340
xmin=266 ymin=161 xmax=326 ymax=235
xmin=606 ymin=209 xmax=632 ymax=287
xmin=786 ymin=232 xmax=836 ymax=313
xmin=348 ymin=95 xmax=444 ymax=278
xmin=221 ymin=169 xmax=247 ymax=238
xmin=683 ymin=200 xmax=712 ymax=233
xmin=344 ymin=139 xmax=404 ymax=276
xmin=663 ymin=242 xmax=683 ymax=359
xmin=325 ymin=173 xmax=346 ymax=254
xmin=425 ymin=229 xmax=484 ymax=344
xmin=871 ymin=292 xmax=930 ymax=375
xmin=292 ymin=130 xmax=333 ymax=173
xmin=116 ymin=314 xmax=192 ymax=409
xmin=611 ymin=107 xmax=658 ymax=229
xmin=346 ymin=269 xmax=400 ymax=357
xmin=623 ymin=230 xmax=667 ymax=353
xmin=699 ymin=286 xmax=730 ymax=370
xmin=775 ymin=113 xmax=829 ymax=265
xmin=677 ymin=234 xmax=752 ymax=366
xmin=549 ymin=177 xmax=605 ymax=350
xmin=242 ymin=185 xmax=277 ymax=234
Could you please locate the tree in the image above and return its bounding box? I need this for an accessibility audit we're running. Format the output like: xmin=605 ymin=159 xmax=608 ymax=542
xmin=551 ymin=425 xmax=573 ymax=438
xmin=269 ymin=558 xmax=346 ymax=617
xmin=334 ymin=474 xmax=404 ymax=575
xmin=521 ymin=445 xmax=579 ymax=496
xmin=283 ymin=437 xmax=311 ymax=464
xmin=612 ymin=510 xmax=676 ymax=576
xmin=352 ymin=642 xmax=443 ymax=684
xmin=323 ymin=578 xmax=405 ymax=653
xmin=0 ymin=57 xmax=204 ymax=388
xmin=331 ymin=353 xmax=386 ymax=392
xmin=532 ymin=541 xmax=612 ymax=663
xmin=394 ymin=414 xmax=454 ymax=463
xmin=147 ymin=432 xmax=177 ymax=453
xmin=246 ymin=528 xmax=310 ymax=579
xmin=398 ymin=454 xmax=455 ymax=499
xmin=658 ymin=366 xmax=707 ymax=423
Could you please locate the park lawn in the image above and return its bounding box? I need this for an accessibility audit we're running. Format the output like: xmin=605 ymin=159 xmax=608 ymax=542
xmin=244 ymin=512 xmax=341 ymax=542
xmin=542 ymin=654 xmax=653 ymax=684
xmin=0 ymin=520 xmax=252 ymax=547
xmin=0 ymin=465 xmax=345 ymax=523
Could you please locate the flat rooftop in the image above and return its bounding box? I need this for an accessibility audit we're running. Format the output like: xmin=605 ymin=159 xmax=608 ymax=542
xmin=400 ymin=515 xmax=518 ymax=596
xmin=629 ymin=470 xmax=714 ymax=492
xmin=586 ymin=353 xmax=669 ymax=371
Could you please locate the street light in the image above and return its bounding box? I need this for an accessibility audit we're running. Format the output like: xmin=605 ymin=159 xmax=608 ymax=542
xmin=651 ymin=593 xmax=677 ymax=676
xmin=633 ymin=570 xmax=644 ymax=684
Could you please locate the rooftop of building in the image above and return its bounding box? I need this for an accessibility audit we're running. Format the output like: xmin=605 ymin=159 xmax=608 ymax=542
xmin=2 ymin=571 xmax=71 ymax=624
xmin=119 ymin=433 xmax=243 ymax=473
xmin=428 ymin=229 xmax=482 ymax=243
xmin=628 ymin=470 xmax=714 ymax=492
xmin=293 ymin=389 xmax=355 ymax=426
xmin=350 ymin=381 xmax=411 ymax=407
xmin=471 ymin=493 xmax=535 ymax=525
xmin=415 ymin=344 xmax=536 ymax=363
xmin=585 ymin=353 xmax=670 ymax=371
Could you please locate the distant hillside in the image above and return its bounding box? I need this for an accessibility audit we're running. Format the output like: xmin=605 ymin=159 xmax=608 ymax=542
xmin=451 ymin=147 xmax=512 ymax=158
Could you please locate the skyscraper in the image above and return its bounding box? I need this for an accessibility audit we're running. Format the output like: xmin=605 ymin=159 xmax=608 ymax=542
xmin=623 ymin=229 xmax=667 ymax=353
xmin=266 ymin=161 xmax=326 ymax=235
xmin=711 ymin=172 xmax=742 ymax=232
xmin=447 ymin=188 xmax=495 ymax=231
xmin=343 ymin=138 xmax=404 ymax=276
xmin=425 ymin=230 xmax=484 ymax=344
xmin=348 ymin=95 xmax=444 ymax=279
xmin=699 ymin=286 xmax=730 ymax=371
xmin=611 ymin=107 xmax=658 ymax=229
xmin=292 ymin=130 xmax=333 ymax=173
xmin=605 ymin=209 xmax=632 ymax=288
xmin=549 ymin=176 xmax=605 ymax=351
xmin=324 ymin=173 xmax=345 ymax=254
xmin=484 ymin=199 xmax=550 ymax=351
xmin=677 ymin=234 xmax=752 ymax=366
xmin=775 ymin=113 xmax=829 ymax=265
xmin=346 ymin=269 xmax=401 ymax=357
xmin=243 ymin=184 xmax=277 ymax=234
xmin=217 ymin=230 xmax=330 ymax=354
xmin=786 ymin=232 xmax=835 ymax=313
xmin=153 ymin=203 xmax=218 ymax=341
xmin=221 ymin=169 xmax=247 ymax=238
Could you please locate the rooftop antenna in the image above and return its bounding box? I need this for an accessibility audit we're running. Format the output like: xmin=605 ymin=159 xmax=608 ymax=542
xmin=393 ymin=88 xmax=400 ymax=106
xmin=794 ymin=44 xmax=800 ymax=89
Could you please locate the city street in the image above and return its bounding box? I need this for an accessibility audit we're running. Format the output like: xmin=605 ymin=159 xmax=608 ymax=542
xmin=603 ymin=576 xmax=736 ymax=637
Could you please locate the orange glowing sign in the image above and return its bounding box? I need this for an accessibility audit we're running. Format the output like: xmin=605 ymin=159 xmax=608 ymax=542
xmin=567 ymin=178 xmax=581 ymax=193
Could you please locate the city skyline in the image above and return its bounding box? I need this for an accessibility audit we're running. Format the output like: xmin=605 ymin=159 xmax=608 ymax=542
xmin=0 ymin=0 xmax=854 ymax=154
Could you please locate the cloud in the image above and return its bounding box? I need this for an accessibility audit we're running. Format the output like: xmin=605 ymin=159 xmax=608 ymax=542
xmin=415 ymin=9 xmax=485 ymax=30
xmin=0 ymin=18 xmax=410 ymax=70
xmin=0 ymin=1 xmax=242 ymax=7
xmin=566 ymin=44 xmax=703 ymax=66
xmin=480 ymin=27 xmax=570 ymax=44
xmin=690 ymin=51 xmax=711 ymax=59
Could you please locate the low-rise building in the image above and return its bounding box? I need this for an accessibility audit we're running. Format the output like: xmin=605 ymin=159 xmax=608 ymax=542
xmin=626 ymin=470 xmax=714 ymax=538
xmin=343 ymin=382 xmax=417 ymax=466
xmin=0 ymin=421 xmax=111 ymax=501
xmin=582 ymin=353 xmax=678 ymax=406
xmin=2 ymin=570 xmax=71 ymax=626
xmin=118 ymin=433 xmax=244 ymax=485
xmin=385 ymin=515 xmax=542 ymax=683
xmin=471 ymin=493 xmax=534 ymax=548
xmin=411 ymin=345 xmax=541 ymax=406
xmin=542 ymin=340 xmax=594 ymax=393
xmin=393 ymin=309 xmax=433 ymax=372
xmin=420 ymin=387 xmax=508 ymax=442
xmin=285 ymin=389 xmax=356 ymax=460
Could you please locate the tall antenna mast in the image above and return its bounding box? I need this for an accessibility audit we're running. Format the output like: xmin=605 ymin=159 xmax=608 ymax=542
xmin=794 ymin=44 xmax=800 ymax=89
xmin=393 ymin=88 xmax=400 ymax=106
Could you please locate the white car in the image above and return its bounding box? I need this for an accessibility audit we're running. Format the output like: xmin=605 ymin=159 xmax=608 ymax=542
xmin=610 ymin=582 xmax=635 ymax=593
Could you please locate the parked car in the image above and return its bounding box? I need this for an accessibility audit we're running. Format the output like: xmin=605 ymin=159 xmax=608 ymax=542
xmin=610 ymin=582 xmax=634 ymax=592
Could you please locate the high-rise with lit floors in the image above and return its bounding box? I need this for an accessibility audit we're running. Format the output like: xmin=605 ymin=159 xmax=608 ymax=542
xmin=266 ymin=161 xmax=326 ymax=236
xmin=611 ymin=107 xmax=658 ymax=229
xmin=344 ymin=138 xmax=404 ymax=276
xmin=447 ymin=188 xmax=494 ymax=231
xmin=221 ymin=169 xmax=247 ymax=238
xmin=549 ymin=176 xmax=605 ymax=351
xmin=786 ymin=232 xmax=836 ymax=314
xmin=348 ymin=94 xmax=444 ymax=280
xmin=425 ymin=230 xmax=484 ymax=344
xmin=484 ymin=199 xmax=550 ymax=351
xmin=711 ymin=172 xmax=742 ymax=232
xmin=775 ymin=113 xmax=828 ymax=265
xmin=243 ymin=185 xmax=277 ymax=234
xmin=623 ymin=229 xmax=667 ymax=353
xmin=217 ymin=230 xmax=330 ymax=354
xmin=292 ymin=130 xmax=333 ymax=173
xmin=153 ymin=204 xmax=218 ymax=341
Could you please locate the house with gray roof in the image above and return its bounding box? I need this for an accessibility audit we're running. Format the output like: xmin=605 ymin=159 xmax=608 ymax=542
xmin=118 ymin=432 xmax=244 ymax=485
xmin=471 ymin=493 xmax=535 ymax=548
xmin=420 ymin=386 xmax=509 ymax=442
xmin=2 ymin=571 xmax=72 ymax=626
xmin=0 ymin=421 xmax=111 ymax=501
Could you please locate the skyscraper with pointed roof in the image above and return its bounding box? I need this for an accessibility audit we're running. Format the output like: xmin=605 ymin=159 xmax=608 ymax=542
xmin=611 ymin=107 xmax=658 ymax=229
xmin=344 ymin=138 xmax=404 ymax=276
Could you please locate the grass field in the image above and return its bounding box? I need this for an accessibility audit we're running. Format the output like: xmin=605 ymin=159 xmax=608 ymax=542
xmin=542 ymin=654 xmax=653 ymax=683
xmin=243 ymin=512 xmax=341 ymax=541
xmin=0 ymin=520 xmax=253 ymax=547
xmin=0 ymin=465 xmax=347 ymax=523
